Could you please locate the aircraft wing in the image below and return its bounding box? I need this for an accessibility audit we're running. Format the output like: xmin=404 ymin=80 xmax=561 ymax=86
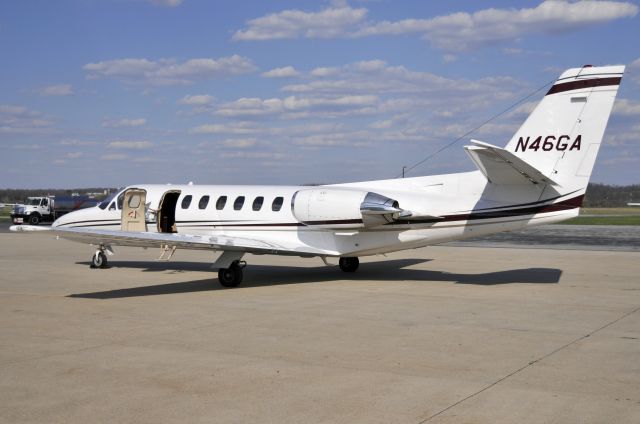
xmin=464 ymin=139 xmax=559 ymax=186
xmin=54 ymin=227 xmax=324 ymax=256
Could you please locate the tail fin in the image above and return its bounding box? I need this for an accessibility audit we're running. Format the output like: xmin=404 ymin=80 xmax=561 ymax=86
xmin=504 ymin=65 xmax=624 ymax=193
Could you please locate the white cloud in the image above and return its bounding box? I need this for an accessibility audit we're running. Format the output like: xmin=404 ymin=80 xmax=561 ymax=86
xmin=613 ymin=99 xmax=640 ymax=116
xmin=199 ymin=138 xmax=258 ymax=149
xmin=102 ymin=118 xmax=147 ymax=128
xmin=178 ymin=94 xmax=214 ymax=105
xmin=101 ymin=153 xmax=129 ymax=161
xmin=83 ymin=55 xmax=257 ymax=85
xmin=220 ymin=151 xmax=286 ymax=160
xmin=40 ymin=84 xmax=73 ymax=96
xmin=149 ymin=0 xmax=183 ymax=7
xmin=628 ymin=58 xmax=640 ymax=84
xmin=0 ymin=104 xmax=53 ymax=134
xmin=214 ymin=94 xmax=379 ymax=118
xmin=190 ymin=122 xmax=261 ymax=135
xmin=261 ymin=66 xmax=301 ymax=78
xmin=57 ymin=139 xmax=97 ymax=146
xmin=107 ymin=140 xmax=154 ymax=149
xmin=232 ymin=5 xmax=367 ymax=40
xmin=281 ymin=60 xmax=523 ymax=104
xmin=292 ymin=130 xmax=373 ymax=147
xmin=310 ymin=67 xmax=339 ymax=77
xmin=65 ymin=152 xmax=83 ymax=159
xmin=233 ymin=1 xmax=638 ymax=52
xmin=354 ymin=0 xmax=638 ymax=51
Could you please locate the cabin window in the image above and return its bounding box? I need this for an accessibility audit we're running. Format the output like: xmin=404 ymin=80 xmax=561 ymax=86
xmin=128 ymin=194 xmax=141 ymax=208
xmin=42 ymin=198 xmax=48 ymax=207
xmin=252 ymin=196 xmax=264 ymax=211
xmin=216 ymin=196 xmax=227 ymax=210
xmin=198 ymin=195 xmax=210 ymax=210
xmin=181 ymin=195 xmax=192 ymax=209
xmin=233 ymin=196 xmax=245 ymax=210
xmin=117 ymin=192 xmax=124 ymax=210
xmin=272 ymin=196 xmax=284 ymax=212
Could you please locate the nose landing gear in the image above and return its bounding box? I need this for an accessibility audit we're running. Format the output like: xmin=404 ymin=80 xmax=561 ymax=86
xmin=90 ymin=245 xmax=112 ymax=269
xmin=91 ymin=250 xmax=108 ymax=269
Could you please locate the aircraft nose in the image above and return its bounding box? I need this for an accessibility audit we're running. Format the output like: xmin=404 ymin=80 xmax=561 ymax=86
xmin=52 ymin=209 xmax=78 ymax=228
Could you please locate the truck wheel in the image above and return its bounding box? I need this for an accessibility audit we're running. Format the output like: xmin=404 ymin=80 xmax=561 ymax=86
xmin=28 ymin=214 xmax=40 ymax=225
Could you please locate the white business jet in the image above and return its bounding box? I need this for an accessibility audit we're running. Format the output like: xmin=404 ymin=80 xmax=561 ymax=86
xmin=11 ymin=65 xmax=625 ymax=287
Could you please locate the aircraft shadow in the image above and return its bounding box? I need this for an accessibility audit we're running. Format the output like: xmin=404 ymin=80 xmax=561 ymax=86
xmin=68 ymin=259 xmax=561 ymax=299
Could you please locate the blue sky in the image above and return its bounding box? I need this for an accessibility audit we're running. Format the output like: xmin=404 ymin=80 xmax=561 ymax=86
xmin=1 ymin=0 xmax=639 ymax=188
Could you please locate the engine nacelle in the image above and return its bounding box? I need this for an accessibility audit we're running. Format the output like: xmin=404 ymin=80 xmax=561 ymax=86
xmin=292 ymin=188 xmax=402 ymax=229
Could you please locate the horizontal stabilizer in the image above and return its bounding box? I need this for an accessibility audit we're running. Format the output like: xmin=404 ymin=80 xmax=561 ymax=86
xmin=464 ymin=139 xmax=559 ymax=186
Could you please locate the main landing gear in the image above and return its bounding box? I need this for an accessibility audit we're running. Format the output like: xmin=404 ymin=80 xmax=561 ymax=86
xmin=339 ymin=257 xmax=359 ymax=273
xmin=218 ymin=260 xmax=246 ymax=288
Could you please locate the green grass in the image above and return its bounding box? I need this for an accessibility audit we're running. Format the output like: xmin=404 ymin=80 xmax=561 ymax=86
xmin=0 ymin=206 xmax=10 ymax=220
xmin=580 ymin=207 xmax=640 ymax=215
xmin=559 ymin=207 xmax=640 ymax=225
xmin=563 ymin=215 xmax=640 ymax=225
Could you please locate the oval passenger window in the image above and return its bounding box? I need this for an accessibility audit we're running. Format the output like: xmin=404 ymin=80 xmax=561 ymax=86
xmin=181 ymin=195 xmax=192 ymax=209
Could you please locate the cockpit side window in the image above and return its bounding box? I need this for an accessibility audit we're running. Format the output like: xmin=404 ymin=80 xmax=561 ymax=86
xmin=117 ymin=192 xmax=124 ymax=210
xmin=99 ymin=191 xmax=118 ymax=210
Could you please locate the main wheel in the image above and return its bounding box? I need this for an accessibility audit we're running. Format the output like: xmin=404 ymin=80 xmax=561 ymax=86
xmin=218 ymin=262 xmax=243 ymax=287
xmin=339 ymin=257 xmax=359 ymax=272
xmin=28 ymin=213 xmax=40 ymax=225
xmin=91 ymin=251 xmax=108 ymax=269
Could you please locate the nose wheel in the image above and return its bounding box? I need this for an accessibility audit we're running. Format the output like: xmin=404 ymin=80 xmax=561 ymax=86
xmin=218 ymin=260 xmax=245 ymax=287
xmin=90 ymin=250 xmax=108 ymax=269
xmin=339 ymin=257 xmax=359 ymax=272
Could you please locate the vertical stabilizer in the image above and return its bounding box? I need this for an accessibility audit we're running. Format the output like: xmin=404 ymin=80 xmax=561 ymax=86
xmin=504 ymin=65 xmax=624 ymax=195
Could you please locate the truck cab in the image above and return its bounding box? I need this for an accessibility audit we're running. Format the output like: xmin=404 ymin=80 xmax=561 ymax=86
xmin=11 ymin=197 xmax=53 ymax=225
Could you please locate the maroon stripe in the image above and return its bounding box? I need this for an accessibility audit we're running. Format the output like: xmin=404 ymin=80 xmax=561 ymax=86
xmin=392 ymin=194 xmax=584 ymax=225
xmin=546 ymin=77 xmax=621 ymax=95
xmin=303 ymin=218 xmax=363 ymax=226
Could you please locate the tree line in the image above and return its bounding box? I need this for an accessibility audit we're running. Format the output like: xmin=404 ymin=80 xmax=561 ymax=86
xmin=582 ymin=183 xmax=640 ymax=207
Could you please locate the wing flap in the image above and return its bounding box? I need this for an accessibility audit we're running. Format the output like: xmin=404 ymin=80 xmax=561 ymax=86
xmin=464 ymin=139 xmax=559 ymax=186
xmin=54 ymin=227 xmax=323 ymax=256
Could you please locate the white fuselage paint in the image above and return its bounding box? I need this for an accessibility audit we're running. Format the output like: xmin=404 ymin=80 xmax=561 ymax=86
xmin=52 ymin=170 xmax=579 ymax=258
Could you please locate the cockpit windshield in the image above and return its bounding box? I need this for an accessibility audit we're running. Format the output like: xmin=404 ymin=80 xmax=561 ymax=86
xmin=26 ymin=198 xmax=41 ymax=206
xmin=98 ymin=192 xmax=119 ymax=210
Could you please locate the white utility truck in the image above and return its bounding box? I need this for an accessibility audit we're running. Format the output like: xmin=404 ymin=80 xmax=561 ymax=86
xmin=10 ymin=196 xmax=98 ymax=225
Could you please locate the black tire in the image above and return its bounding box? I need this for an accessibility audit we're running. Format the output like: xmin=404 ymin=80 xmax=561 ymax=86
xmin=339 ymin=257 xmax=359 ymax=272
xmin=91 ymin=251 xmax=108 ymax=269
xmin=218 ymin=263 xmax=243 ymax=287
xmin=28 ymin=213 xmax=40 ymax=225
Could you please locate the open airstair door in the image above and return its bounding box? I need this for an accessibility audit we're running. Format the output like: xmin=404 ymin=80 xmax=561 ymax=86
xmin=157 ymin=190 xmax=181 ymax=233
xmin=121 ymin=188 xmax=147 ymax=232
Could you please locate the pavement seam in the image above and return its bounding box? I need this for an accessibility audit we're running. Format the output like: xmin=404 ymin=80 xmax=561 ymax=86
xmin=417 ymin=305 xmax=640 ymax=423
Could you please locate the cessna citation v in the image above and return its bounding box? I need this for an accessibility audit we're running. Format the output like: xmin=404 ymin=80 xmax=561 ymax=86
xmin=12 ymin=65 xmax=625 ymax=287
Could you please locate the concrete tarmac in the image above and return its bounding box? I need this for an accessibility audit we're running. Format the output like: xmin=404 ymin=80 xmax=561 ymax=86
xmin=1 ymin=232 xmax=639 ymax=423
